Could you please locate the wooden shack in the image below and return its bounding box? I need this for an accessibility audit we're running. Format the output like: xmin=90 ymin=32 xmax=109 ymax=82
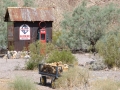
xmin=4 ymin=7 xmax=55 ymax=51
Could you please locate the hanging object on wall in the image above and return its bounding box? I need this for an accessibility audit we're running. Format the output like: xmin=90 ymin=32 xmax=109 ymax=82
xmin=39 ymin=21 xmax=47 ymax=43
xmin=19 ymin=24 xmax=31 ymax=40
xmin=39 ymin=21 xmax=46 ymax=28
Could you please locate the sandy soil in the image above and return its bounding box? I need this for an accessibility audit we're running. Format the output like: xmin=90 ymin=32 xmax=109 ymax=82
xmin=0 ymin=54 xmax=120 ymax=90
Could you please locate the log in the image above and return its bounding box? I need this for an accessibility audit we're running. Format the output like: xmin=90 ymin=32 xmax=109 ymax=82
xmin=41 ymin=61 xmax=69 ymax=74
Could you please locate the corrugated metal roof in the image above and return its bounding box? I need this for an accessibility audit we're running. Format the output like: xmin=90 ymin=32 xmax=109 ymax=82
xmin=5 ymin=7 xmax=55 ymax=21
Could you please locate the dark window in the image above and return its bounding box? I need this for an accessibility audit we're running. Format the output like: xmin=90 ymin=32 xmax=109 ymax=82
xmin=41 ymin=34 xmax=45 ymax=40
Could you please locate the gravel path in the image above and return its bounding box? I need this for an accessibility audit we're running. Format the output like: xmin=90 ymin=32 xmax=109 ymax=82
xmin=0 ymin=54 xmax=120 ymax=90
xmin=0 ymin=58 xmax=53 ymax=90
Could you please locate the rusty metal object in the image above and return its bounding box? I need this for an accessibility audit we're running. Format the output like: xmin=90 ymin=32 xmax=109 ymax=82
xmin=5 ymin=7 xmax=55 ymax=21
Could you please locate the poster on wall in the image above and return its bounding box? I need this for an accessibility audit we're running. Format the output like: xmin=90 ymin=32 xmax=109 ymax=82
xmin=19 ymin=24 xmax=30 ymax=40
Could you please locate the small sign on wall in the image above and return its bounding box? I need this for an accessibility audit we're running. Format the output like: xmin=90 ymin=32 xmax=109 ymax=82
xmin=19 ymin=24 xmax=30 ymax=40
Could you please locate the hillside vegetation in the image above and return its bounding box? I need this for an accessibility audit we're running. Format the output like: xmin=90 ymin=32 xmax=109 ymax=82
xmin=1 ymin=0 xmax=120 ymax=69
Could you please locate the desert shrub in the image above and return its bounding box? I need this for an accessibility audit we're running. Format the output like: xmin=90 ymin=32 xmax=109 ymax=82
xmin=26 ymin=41 xmax=44 ymax=70
xmin=46 ymin=49 xmax=77 ymax=65
xmin=52 ymin=30 xmax=61 ymax=45
xmin=0 ymin=0 xmax=17 ymax=50
xmin=27 ymin=40 xmax=76 ymax=69
xmin=26 ymin=41 xmax=57 ymax=70
xmin=57 ymin=2 xmax=120 ymax=51
xmin=91 ymin=79 xmax=120 ymax=90
xmin=46 ymin=42 xmax=56 ymax=54
xmin=10 ymin=76 xmax=36 ymax=90
xmin=23 ymin=0 xmax=34 ymax=7
xmin=96 ymin=31 xmax=120 ymax=68
xmin=9 ymin=44 xmax=14 ymax=51
xmin=26 ymin=60 xmax=35 ymax=70
xmin=54 ymin=66 xmax=89 ymax=90
xmin=29 ymin=41 xmax=44 ymax=60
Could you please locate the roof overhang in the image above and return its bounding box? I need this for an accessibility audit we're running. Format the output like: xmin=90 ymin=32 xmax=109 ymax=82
xmin=4 ymin=7 xmax=55 ymax=22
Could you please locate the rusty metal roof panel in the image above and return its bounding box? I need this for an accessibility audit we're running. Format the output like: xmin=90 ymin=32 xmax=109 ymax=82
xmin=6 ymin=7 xmax=55 ymax=21
xmin=21 ymin=8 xmax=30 ymax=21
xmin=30 ymin=8 xmax=38 ymax=21
xmin=8 ymin=8 xmax=23 ymax=21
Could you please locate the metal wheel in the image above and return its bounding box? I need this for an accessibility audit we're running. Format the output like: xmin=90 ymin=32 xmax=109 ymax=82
xmin=51 ymin=78 xmax=56 ymax=89
xmin=40 ymin=76 xmax=46 ymax=86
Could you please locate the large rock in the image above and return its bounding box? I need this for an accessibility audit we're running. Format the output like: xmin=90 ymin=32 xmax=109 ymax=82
xmin=2 ymin=51 xmax=30 ymax=59
xmin=85 ymin=59 xmax=107 ymax=71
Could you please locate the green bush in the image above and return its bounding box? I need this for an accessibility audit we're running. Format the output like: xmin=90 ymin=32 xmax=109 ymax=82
xmin=46 ymin=42 xmax=56 ymax=54
xmin=27 ymin=40 xmax=76 ymax=69
xmin=9 ymin=44 xmax=14 ymax=51
xmin=25 ymin=60 xmax=35 ymax=70
xmin=26 ymin=41 xmax=57 ymax=70
xmin=91 ymin=79 xmax=120 ymax=90
xmin=57 ymin=2 xmax=120 ymax=51
xmin=46 ymin=49 xmax=77 ymax=65
xmin=54 ymin=66 xmax=89 ymax=89
xmin=52 ymin=30 xmax=61 ymax=45
xmin=29 ymin=41 xmax=44 ymax=60
xmin=26 ymin=41 xmax=44 ymax=70
xmin=10 ymin=76 xmax=36 ymax=90
xmin=96 ymin=31 xmax=120 ymax=68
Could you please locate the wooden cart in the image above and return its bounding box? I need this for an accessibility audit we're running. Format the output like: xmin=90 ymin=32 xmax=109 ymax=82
xmin=38 ymin=64 xmax=63 ymax=88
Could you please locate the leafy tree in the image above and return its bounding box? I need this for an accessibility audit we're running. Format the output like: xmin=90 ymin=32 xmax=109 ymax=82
xmin=57 ymin=2 xmax=120 ymax=51
xmin=23 ymin=0 xmax=34 ymax=7
xmin=0 ymin=0 xmax=17 ymax=50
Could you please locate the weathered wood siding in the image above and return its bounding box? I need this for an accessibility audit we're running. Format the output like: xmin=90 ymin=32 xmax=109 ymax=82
xmin=8 ymin=21 xmax=52 ymax=51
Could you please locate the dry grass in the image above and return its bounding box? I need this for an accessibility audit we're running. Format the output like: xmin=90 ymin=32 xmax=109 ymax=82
xmin=91 ymin=79 xmax=120 ymax=90
xmin=10 ymin=76 xmax=36 ymax=90
xmin=54 ymin=66 xmax=89 ymax=90
xmin=0 ymin=79 xmax=11 ymax=90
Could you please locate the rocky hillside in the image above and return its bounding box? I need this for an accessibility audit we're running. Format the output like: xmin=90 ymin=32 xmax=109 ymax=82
xmin=11 ymin=0 xmax=120 ymax=30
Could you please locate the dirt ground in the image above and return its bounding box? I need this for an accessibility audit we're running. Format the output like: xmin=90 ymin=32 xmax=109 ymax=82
xmin=0 ymin=54 xmax=120 ymax=90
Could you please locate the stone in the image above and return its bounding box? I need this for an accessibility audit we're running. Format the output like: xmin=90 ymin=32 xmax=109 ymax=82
xmin=24 ymin=55 xmax=30 ymax=59
xmin=85 ymin=59 xmax=107 ymax=71
xmin=3 ymin=51 xmax=30 ymax=59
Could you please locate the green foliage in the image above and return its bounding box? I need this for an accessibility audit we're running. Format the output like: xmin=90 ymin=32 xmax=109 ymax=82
xmin=22 ymin=47 xmax=27 ymax=51
xmin=52 ymin=30 xmax=61 ymax=45
xmin=26 ymin=41 xmax=57 ymax=70
xmin=46 ymin=49 xmax=77 ymax=65
xmin=0 ymin=0 xmax=17 ymax=50
xmin=30 ymin=41 xmax=46 ymax=60
xmin=91 ymin=79 xmax=120 ymax=90
xmin=57 ymin=2 xmax=120 ymax=51
xmin=23 ymin=0 xmax=34 ymax=7
xmin=26 ymin=60 xmax=35 ymax=70
xmin=54 ymin=66 xmax=89 ymax=89
xmin=46 ymin=42 xmax=56 ymax=54
xmin=10 ymin=76 xmax=36 ymax=90
xmin=0 ymin=35 xmax=7 ymax=49
xmin=26 ymin=41 xmax=44 ymax=69
xmin=27 ymin=40 xmax=77 ymax=69
xmin=9 ymin=44 xmax=14 ymax=51
xmin=96 ymin=31 xmax=120 ymax=68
